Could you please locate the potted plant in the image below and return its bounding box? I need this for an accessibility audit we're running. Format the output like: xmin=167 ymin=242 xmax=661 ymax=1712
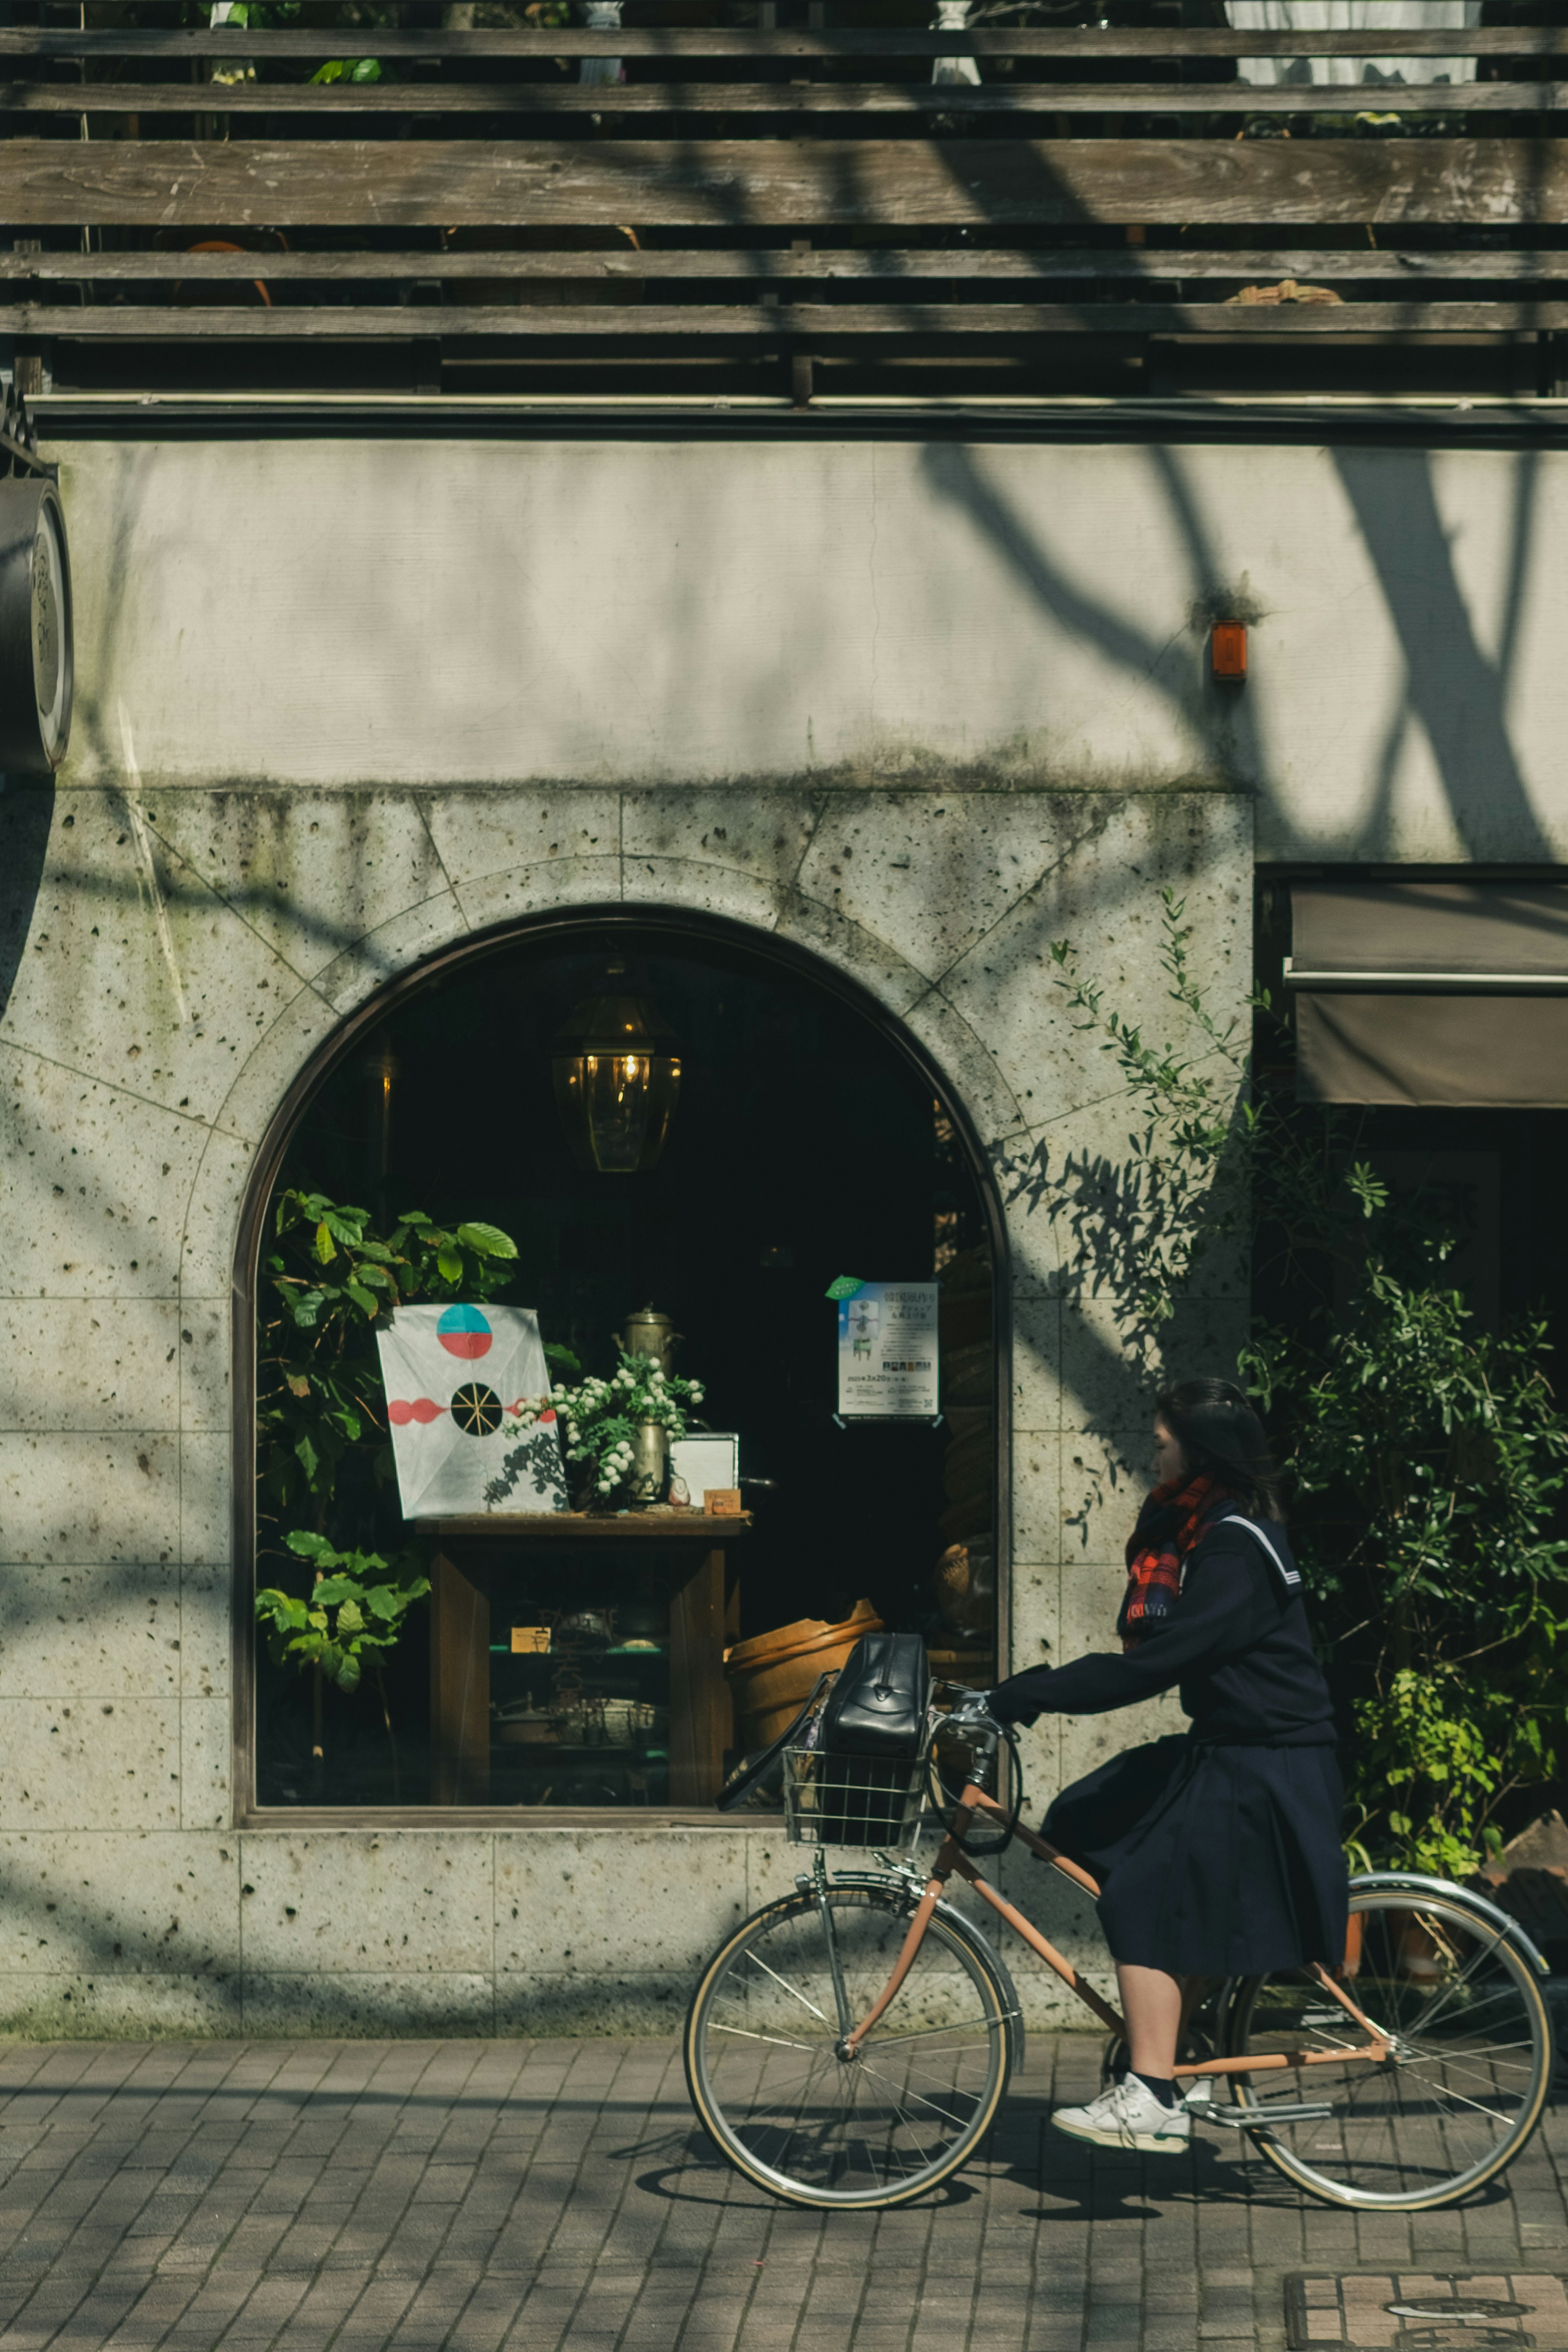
xmin=524 ymin=1353 xmax=707 ymax=1511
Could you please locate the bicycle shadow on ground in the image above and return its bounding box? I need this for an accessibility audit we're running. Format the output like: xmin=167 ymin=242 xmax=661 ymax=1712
xmin=614 ymin=2122 xmax=983 ymax=2212
xmin=987 ymin=2092 xmax=1520 ymax=2223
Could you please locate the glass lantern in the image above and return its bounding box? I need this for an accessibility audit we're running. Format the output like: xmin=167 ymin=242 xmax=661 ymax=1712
xmin=551 ymin=991 xmax=682 ymax=1173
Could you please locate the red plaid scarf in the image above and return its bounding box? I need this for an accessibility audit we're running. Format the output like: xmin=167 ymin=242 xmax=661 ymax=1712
xmin=1117 ymin=1472 xmax=1231 ymax=1651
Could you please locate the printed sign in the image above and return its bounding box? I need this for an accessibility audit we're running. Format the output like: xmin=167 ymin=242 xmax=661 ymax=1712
xmin=835 ymin=1281 xmax=940 ymax=1420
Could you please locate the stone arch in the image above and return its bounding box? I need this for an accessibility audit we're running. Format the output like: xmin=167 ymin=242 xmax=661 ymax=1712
xmin=204 ymin=848 xmax=1018 ymax=1818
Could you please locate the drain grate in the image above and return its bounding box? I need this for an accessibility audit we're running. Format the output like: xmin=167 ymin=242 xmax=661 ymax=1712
xmin=1285 ymin=2276 xmax=1568 ymax=2351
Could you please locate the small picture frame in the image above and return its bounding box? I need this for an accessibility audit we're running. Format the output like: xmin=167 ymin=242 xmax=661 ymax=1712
xmin=669 ymin=1432 xmax=740 ymax=1508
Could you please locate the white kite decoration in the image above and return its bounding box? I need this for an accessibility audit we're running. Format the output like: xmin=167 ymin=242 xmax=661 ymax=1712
xmin=375 ymin=1303 xmax=568 ymax=1519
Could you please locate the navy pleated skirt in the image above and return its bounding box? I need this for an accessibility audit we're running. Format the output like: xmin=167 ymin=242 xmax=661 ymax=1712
xmin=1042 ymin=1734 xmax=1350 ymax=1978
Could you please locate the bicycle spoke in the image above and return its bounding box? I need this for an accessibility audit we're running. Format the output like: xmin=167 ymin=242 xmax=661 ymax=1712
xmin=866 ymin=2016 xmax=1013 ymax=2049
xmin=851 ymin=2056 xmax=978 ymax=2135
xmin=1389 ymin=2064 xmax=1518 ymax=2127
xmin=1402 ymin=1929 xmax=1507 ymax=2035
xmin=734 ymin=1948 xmax=832 ymax=2024
xmin=1399 ymin=2042 xmax=1537 ymax=2093
xmin=708 ymin=2022 xmax=818 ymax=2055
xmin=852 ymin=2068 xmax=949 ymax=2176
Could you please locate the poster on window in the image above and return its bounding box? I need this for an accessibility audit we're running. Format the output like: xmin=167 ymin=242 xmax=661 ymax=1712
xmin=834 ymin=1280 xmax=940 ymax=1420
xmin=374 ymin=1303 xmax=568 ymax=1519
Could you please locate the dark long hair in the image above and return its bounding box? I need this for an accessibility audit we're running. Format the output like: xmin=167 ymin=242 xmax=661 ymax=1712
xmin=1156 ymin=1377 xmax=1284 ymax=1523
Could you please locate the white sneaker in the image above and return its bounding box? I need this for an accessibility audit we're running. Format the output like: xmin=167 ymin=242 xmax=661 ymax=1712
xmin=1051 ymin=2076 xmax=1192 ymax=2155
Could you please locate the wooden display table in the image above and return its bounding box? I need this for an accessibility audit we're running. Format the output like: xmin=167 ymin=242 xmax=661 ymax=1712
xmin=420 ymin=1511 xmax=753 ymax=1809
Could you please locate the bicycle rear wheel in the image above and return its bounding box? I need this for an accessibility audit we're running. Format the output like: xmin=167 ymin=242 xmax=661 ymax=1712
xmin=1224 ymin=1882 xmax=1554 ymax=2210
xmin=684 ymin=1883 xmax=1015 ymax=2209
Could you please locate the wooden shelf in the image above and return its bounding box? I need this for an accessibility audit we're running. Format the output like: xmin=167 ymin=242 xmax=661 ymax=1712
xmin=420 ymin=1510 xmax=751 ymax=1541
xmin=428 ymin=1513 xmax=747 ymax=1812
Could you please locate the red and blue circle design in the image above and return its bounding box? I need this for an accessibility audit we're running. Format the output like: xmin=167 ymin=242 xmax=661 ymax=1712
xmin=437 ymin=1304 xmax=493 ymax=1360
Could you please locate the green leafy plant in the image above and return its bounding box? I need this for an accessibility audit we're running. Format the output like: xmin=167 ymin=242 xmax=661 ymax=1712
xmin=256 ymin=1531 xmax=429 ymax=1694
xmin=1026 ymin=897 xmax=1568 ymax=1878
xmin=254 ymin=1189 xmax=520 ymax=1792
xmin=256 ymin=1532 xmax=432 ymax=1798
xmin=1246 ymin=1218 xmax=1568 ymax=1877
xmin=258 ymin=1189 xmax=518 ymax=1528
xmin=309 ymin=55 xmax=383 ymax=80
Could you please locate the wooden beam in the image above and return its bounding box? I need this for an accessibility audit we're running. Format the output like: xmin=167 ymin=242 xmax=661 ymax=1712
xmin=429 ymin=1549 xmax=490 ymax=1808
xmin=4 ymin=245 xmax=1567 ymax=283
xmin=668 ymin=1544 xmax=728 ymax=1809
xmin=7 ymin=78 xmax=1568 ymax=114
xmin=5 ymin=137 xmax=1565 ymax=229
xmin=7 ymin=298 xmax=1566 ymax=335
xmin=4 ymin=24 xmax=1568 ymax=56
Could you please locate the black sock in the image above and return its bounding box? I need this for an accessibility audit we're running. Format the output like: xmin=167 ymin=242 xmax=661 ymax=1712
xmin=1132 ymin=2072 xmax=1176 ymax=2109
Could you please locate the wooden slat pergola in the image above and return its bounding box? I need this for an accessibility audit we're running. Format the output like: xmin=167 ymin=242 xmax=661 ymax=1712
xmin=7 ymin=11 xmax=1568 ymax=396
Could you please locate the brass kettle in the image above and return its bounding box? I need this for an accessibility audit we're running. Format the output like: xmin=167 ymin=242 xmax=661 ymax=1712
xmin=617 ymin=1303 xmax=682 ymax=1375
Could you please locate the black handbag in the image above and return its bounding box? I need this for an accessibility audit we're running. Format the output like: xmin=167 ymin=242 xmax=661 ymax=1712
xmin=818 ymin=1633 xmax=931 ymax=1762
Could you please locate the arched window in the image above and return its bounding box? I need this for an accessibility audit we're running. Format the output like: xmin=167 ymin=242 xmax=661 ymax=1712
xmin=236 ymin=910 xmax=1006 ymax=1820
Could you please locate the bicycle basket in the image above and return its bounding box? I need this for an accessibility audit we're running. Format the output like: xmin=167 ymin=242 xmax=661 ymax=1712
xmin=781 ymin=1743 xmax=927 ymax=1848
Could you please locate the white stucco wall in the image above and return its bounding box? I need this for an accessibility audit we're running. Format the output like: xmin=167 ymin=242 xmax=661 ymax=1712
xmin=47 ymin=430 xmax=1568 ymax=864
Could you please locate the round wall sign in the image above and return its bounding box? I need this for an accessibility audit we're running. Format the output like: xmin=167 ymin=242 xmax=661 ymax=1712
xmin=0 ymin=478 xmax=72 ymax=776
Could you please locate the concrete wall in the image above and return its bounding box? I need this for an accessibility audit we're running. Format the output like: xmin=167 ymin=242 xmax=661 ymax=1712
xmin=0 ymin=757 xmax=1250 ymax=2031
xmin=51 ymin=432 xmax=1568 ymax=864
xmin=18 ymin=413 xmax=1530 ymax=2034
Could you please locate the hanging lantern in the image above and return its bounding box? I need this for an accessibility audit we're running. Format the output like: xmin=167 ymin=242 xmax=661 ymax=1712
xmin=551 ymin=987 xmax=681 ymax=1174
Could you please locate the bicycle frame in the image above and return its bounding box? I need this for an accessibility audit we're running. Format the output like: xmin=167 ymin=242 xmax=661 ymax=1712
xmin=840 ymin=1781 xmax=1392 ymax=2074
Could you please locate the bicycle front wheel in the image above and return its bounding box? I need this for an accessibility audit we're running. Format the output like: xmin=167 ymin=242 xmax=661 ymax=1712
xmin=1225 ymin=1882 xmax=1554 ymax=2210
xmin=685 ymin=1883 xmax=1015 ymax=2209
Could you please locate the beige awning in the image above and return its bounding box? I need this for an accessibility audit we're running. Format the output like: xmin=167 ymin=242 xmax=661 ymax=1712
xmin=1289 ymin=882 xmax=1568 ymax=1106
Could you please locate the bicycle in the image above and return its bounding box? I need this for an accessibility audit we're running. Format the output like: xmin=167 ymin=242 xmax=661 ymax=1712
xmin=684 ymin=1692 xmax=1557 ymax=2212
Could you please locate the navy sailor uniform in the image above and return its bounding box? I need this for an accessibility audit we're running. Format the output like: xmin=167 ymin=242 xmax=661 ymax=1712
xmin=987 ymin=1510 xmax=1349 ymax=1977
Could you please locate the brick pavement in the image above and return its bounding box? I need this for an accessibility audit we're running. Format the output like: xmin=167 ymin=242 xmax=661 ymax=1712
xmin=0 ymin=2034 xmax=1559 ymax=2352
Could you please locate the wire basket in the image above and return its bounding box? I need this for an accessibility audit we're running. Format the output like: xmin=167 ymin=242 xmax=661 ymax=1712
xmin=781 ymin=1744 xmax=929 ymax=1849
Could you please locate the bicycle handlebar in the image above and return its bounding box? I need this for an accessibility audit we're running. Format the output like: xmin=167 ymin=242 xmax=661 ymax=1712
xmin=929 ymin=1686 xmax=1023 ymax=1855
xmin=933 ymin=1680 xmax=1006 ymax=1739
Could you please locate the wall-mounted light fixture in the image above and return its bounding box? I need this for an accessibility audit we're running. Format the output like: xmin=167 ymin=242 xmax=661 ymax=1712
xmin=1211 ymin=621 xmax=1247 ymax=684
xmin=0 ymin=472 xmax=73 ymax=775
xmin=552 ymin=976 xmax=682 ymax=1174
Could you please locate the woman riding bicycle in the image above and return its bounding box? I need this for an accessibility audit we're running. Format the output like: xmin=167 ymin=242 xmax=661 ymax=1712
xmin=978 ymin=1376 xmax=1349 ymax=2156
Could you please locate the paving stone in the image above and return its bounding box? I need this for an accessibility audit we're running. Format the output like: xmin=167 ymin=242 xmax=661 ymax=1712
xmin=0 ymin=2033 xmax=1556 ymax=2349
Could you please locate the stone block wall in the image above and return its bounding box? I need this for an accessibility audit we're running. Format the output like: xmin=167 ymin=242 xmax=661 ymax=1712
xmin=0 ymin=772 xmax=1250 ymax=2034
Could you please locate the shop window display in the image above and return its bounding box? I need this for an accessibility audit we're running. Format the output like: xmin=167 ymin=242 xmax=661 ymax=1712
xmin=248 ymin=918 xmax=1001 ymax=1815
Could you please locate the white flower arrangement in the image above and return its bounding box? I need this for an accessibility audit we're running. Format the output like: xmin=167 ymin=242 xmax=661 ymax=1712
xmin=501 ymin=1352 xmax=706 ymax=1509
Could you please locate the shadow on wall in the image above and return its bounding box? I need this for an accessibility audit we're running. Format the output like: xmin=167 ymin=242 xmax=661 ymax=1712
xmin=0 ymin=785 xmax=55 ymax=1022
xmin=918 ymin=441 xmax=1266 ymax=794
xmin=922 ymin=435 xmax=1551 ymax=864
xmin=1330 ymin=450 xmax=1551 ymax=864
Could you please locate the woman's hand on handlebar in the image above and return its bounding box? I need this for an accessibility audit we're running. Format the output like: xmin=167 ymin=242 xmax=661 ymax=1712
xmin=940 ymin=1685 xmax=1004 ymax=1746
